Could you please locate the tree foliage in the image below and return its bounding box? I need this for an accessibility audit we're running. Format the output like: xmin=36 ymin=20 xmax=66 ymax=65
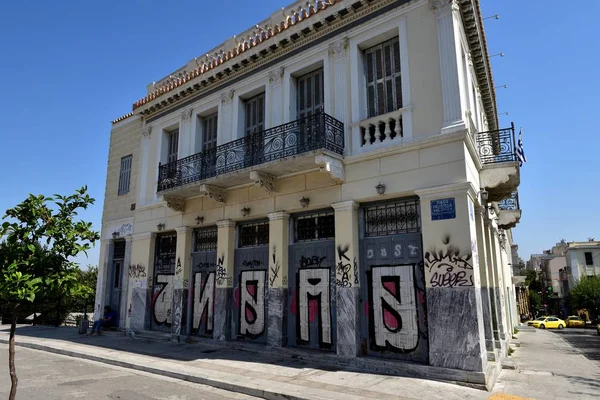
xmin=0 ymin=186 xmax=99 ymax=399
xmin=568 ymin=275 xmax=600 ymax=313
xmin=529 ymin=290 xmax=541 ymax=312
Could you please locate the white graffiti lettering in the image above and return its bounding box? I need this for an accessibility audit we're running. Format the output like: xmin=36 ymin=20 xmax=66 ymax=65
xmin=240 ymin=270 xmax=266 ymax=336
xmin=381 ymin=248 xmax=387 ymax=257
xmin=408 ymin=244 xmax=418 ymax=256
xmin=394 ymin=244 xmax=402 ymax=257
xmin=193 ymin=272 xmax=215 ymax=332
xmin=371 ymin=265 xmax=418 ymax=351
xmin=298 ymin=268 xmax=332 ymax=345
xmin=153 ymin=274 xmax=174 ymax=325
xmin=367 ymin=249 xmax=374 ymax=259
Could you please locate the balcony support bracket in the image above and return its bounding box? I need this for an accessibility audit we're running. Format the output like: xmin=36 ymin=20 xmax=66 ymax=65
xmin=163 ymin=196 xmax=185 ymax=213
xmin=250 ymin=171 xmax=277 ymax=193
xmin=199 ymin=184 xmax=226 ymax=203
xmin=315 ymin=155 xmax=344 ymax=184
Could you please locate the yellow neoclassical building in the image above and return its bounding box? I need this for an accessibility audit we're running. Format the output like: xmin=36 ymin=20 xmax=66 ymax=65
xmin=97 ymin=0 xmax=523 ymax=387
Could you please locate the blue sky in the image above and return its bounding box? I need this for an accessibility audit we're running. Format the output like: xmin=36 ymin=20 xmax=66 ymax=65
xmin=0 ymin=0 xmax=597 ymax=266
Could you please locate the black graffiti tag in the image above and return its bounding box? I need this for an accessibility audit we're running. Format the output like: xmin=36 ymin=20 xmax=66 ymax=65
xmin=269 ymin=248 xmax=280 ymax=286
xmin=129 ymin=264 xmax=147 ymax=279
xmin=336 ymin=244 xmax=352 ymax=287
xmin=216 ymin=255 xmax=227 ymax=285
xmin=243 ymin=260 xmax=262 ymax=268
xmin=299 ymin=255 xmax=326 ymax=268
xmin=424 ymin=235 xmax=474 ymax=288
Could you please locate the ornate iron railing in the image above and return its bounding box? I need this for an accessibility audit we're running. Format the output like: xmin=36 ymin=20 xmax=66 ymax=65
xmin=476 ymin=123 xmax=517 ymax=164
xmin=498 ymin=192 xmax=519 ymax=211
xmin=157 ymin=111 xmax=344 ymax=192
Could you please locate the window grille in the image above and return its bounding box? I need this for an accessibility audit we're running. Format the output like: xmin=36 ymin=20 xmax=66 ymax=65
xmin=113 ymin=241 xmax=126 ymax=259
xmin=194 ymin=227 xmax=218 ymax=252
xmin=118 ymin=155 xmax=132 ymax=195
xmin=365 ymin=37 xmax=402 ymax=118
xmin=156 ymin=233 xmax=177 ymax=257
xmin=239 ymin=221 xmax=269 ymax=248
xmin=294 ymin=211 xmax=335 ymax=242
xmin=364 ymin=199 xmax=420 ymax=237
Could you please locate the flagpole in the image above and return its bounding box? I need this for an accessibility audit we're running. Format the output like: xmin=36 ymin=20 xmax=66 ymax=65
xmin=511 ymin=121 xmax=516 ymax=159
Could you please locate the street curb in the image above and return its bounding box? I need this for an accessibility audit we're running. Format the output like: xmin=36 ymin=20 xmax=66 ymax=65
xmin=0 ymin=338 xmax=311 ymax=400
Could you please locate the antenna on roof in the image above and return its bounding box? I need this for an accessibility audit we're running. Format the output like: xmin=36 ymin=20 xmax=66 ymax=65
xmin=495 ymin=84 xmax=508 ymax=89
xmin=491 ymin=52 xmax=504 ymax=58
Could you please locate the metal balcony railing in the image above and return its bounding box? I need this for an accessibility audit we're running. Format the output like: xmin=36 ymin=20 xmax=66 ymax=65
xmin=157 ymin=111 xmax=344 ymax=192
xmin=498 ymin=191 xmax=520 ymax=211
xmin=476 ymin=123 xmax=517 ymax=165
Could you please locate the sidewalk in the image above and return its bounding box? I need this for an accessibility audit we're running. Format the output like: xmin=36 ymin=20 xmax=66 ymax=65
xmin=0 ymin=325 xmax=595 ymax=400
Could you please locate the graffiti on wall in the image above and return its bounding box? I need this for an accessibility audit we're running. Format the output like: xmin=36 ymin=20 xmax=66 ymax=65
xmin=152 ymin=274 xmax=174 ymax=325
xmin=193 ymin=272 xmax=215 ymax=333
xmin=216 ymin=255 xmax=230 ymax=286
xmin=129 ymin=264 xmax=147 ymax=279
xmin=269 ymin=247 xmax=280 ymax=287
xmin=336 ymin=245 xmax=352 ymax=287
xmin=238 ymin=270 xmax=266 ymax=337
xmin=367 ymin=265 xmax=419 ymax=352
xmin=297 ymin=268 xmax=332 ymax=346
xmin=425 ymin=235 xmax=474 ymax=288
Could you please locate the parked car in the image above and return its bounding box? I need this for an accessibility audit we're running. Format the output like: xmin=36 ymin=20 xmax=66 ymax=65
xmin=531 ymin=317 xmax=566 ymax=329
xmin=565 ymin=316 xmax=585 ymax=328
xmin=527 ymin=316 xmax=548 ymax=326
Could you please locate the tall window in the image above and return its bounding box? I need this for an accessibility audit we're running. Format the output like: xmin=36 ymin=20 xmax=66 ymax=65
xmin=167 ymin=129 xmax=179 ymax=164
xmin=297 ymin=69 xmax=324 ymax=120
xmin=365 ymin=38 xmax=402 ymax=118
xmin=584 ymin=252 xmax=594 ymax=266
xmin=244 ymin=94 xmax=265 ymax=136
xmin=118 ymin=155 xmax=132 ymax=195
xmin=202 ymin=114 xmax=218 ymax=151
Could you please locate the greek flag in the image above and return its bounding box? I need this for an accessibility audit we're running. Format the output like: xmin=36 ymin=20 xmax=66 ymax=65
xmin=517 ymin=128 xmax=527 ymax=167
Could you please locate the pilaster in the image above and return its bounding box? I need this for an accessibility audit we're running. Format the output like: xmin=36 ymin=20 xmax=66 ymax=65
xmin=119 ymin=236 xmax=133 ymax=330
xmin=266 ymin=212 xmax=290 ymax=347
xmin=431 ymin=0 xmax=467 ymax=134
xmin=94 ymin=240 xmax=112 ymax=321
xmin=126 ymin=232 xmax=156 ymax=332
xmin=331 ymin=200 xmax=360 ymax=357
xmin=329 ymin=38 xmax=349 ymax=152
xmin=415 ymin=183 xmax=487 ymax=372
xmin=171 ymin=227 xmax=192 ymax=341
xmin=214 ymin=219 xmax=235 ymax=340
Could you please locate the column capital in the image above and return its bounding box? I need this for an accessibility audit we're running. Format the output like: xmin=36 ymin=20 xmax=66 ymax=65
xmin=217 ymin=219 xmax=236 ymax=228
xmin=175 ymin=226 xmax=193 ymax=235
xmin=415 ymin=182 xmax=477 ymax=201
xmin=267 ymin=211 xmax=290 ymax=221
xmin=124 ymin=235 xmax=134 ymax=243
xmin=332 ymin=200 xmax=358 ymax=212
xmin=328 ymin=38 xmax=348 ymax=60
xmin=131 ymin=232 xmax=156 ymax=241
xmin=429 ymin=0 xmax=460 ymax=15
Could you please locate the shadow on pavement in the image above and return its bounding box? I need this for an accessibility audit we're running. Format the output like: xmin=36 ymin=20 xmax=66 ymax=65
xmin=0 ymin=325 xmax=362 ymax=374
xmin=551 ymin=329 xmax=600 ymax=361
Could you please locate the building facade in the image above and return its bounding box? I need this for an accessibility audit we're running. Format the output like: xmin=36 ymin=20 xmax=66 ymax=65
xmin=95 ymin=0 xmax=522 ymax=386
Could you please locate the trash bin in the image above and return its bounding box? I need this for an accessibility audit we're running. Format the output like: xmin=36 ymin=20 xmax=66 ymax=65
xmin=78 ymin=319 xmax=89 ymax=334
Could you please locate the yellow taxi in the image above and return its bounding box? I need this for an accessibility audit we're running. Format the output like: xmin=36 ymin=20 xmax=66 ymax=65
xmin=531 ymin=316 xmax=566 ymax=329
xmin=527 ymin=316 xmax=548 ymax=326
xmin=565 ymin=316 xmax=585 ymax=328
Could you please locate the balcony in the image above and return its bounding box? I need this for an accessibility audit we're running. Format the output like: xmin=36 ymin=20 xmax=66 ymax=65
xmin=496 ymin=191 xmax=521 ymax=229
xmin=477 ymin=124 xmax=520 ymax=202
xmin=157 ymin=112 xmax=344 ymax=209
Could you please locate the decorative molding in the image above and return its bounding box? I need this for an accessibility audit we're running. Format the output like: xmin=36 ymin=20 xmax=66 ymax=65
xmin=328 ymin=38 xmax=348 ymax=60
xmin=415 ymin=181 xmax=478 ymax=201
xmin=315 ymin=155 xmax=344 ymax=183
xmin=175 ymin=226 xmax=193 ymax=235
xmin=132 ymin=232 xmax=156 ymax=241
xmin=331 ymin=200 xmax=358 ymax=212
xmin=497 ymin=209 xmax=522 ymax=230
xmin=199 ymin=184 xmax=226 ymax=203
xmin=182 ymin=108 xmax=193 ymax=121
xmin=267 ymin=211 xmax=290 ymax=221
xmin=217 ymin=219 xmax=236 ymax=228
xmin=164 ymin=196 xmax=185 ymax=213
xmin=249 ymin=171 xmax=277 ymax=193
xmin=268 ymin=67 xmax=284 ymax=85
xmin=143 ymin=127 xmax=152 ymax=137
xmin=429 ymin=0 xmax=459 ymax=13
xmin=220 ymin=90 xmax=234 ymax=104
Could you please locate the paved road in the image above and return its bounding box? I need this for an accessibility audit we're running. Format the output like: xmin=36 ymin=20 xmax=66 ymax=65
xmin=550 ymin=327 xmax=600 ymax=362
xmin=0 ymin=344 xmax=257 ymax=400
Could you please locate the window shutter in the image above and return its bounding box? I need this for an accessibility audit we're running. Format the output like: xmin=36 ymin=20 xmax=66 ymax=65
xmin=118 ymin=155 xmax=132 ymax=195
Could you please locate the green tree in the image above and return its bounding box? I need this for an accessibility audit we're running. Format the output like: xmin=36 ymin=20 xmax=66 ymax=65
xmin=529 ymin=291 xmax=542 ymax=314
xmin=0 ymin=187 xmax=99 ymax=399
xmin=568 ymin=276 xmax=600 ymax=318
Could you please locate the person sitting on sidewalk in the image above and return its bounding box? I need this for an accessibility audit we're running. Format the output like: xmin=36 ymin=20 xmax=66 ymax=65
xmin=89 ymin=306 xmax=117 ymax=335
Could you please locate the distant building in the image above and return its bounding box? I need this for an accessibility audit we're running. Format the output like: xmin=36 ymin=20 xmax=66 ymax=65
xmin=565 ymin=240 xmax=600 ymax=284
